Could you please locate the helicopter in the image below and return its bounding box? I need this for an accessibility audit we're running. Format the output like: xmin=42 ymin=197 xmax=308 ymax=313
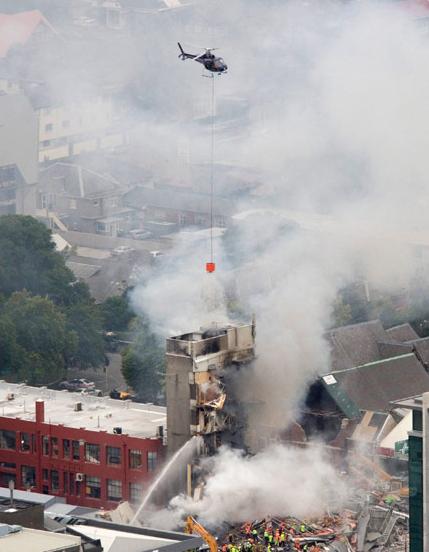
xmin=178 ymin=43 xmax=228 ymax=74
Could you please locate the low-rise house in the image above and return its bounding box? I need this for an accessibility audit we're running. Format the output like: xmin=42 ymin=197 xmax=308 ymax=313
xmin=37 ymin=161 xmax=139 ymax=235
xmin=123 ymin=184 xmax=232 ymax=229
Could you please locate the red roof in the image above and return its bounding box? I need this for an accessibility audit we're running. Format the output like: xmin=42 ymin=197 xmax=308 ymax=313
xmin=0 ymin=10 xmax=56 ymax=58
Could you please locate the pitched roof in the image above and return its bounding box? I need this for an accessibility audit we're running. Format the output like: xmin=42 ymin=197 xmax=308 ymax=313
xmin=323 ymin=353 xmax=429 ymax=412
xmin=39 ymin=162 xmax=122 ymax=199
xmin=407 ymin=336 xmax=429 ymax=365
xmin=385 ymin=323 xmax=419 ymax=342
xmin=0 ymin=10 xmax=56 ymax=59
xmin=325 ymin=320 xmax=387 ymax=372
xmin=123 ymin=185 xmax=233 ymax=217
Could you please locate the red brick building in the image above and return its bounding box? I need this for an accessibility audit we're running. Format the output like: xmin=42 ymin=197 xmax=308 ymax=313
xmin=0 ymin=384 xmax=165 ymax=509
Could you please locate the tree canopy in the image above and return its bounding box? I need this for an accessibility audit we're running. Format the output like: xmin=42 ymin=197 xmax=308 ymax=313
xmin=121 ymin=319 xmax=165 ymax=403
xmin=0 ymin=292 xmax=77 ymax=384
xmin=0 ymin=216 xmax=106 ymax=383
xmin=0 ymin=215 xmax=88 ymax=305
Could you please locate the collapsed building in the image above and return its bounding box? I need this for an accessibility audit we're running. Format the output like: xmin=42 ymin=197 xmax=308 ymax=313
xmin=166 ymin=321 xmax=255 ymax=457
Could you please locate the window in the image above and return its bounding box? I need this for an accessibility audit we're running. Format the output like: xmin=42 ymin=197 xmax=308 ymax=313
xmin=63 ymin=439 xmax=70 ymax=459
xmin=64 ymin=472 xmax=68 ymax=494
xmin=69 ymin=473 xmax=74 ymax=495
xmin=0 ymin=462 xmax=15 ymax=469
xmin=129 ymin=482 xmax=142 ymax=504
xmin=21 ymin=465 xmax=35 ymax=487
xmin=107 ymin=446 xmax=121 ymax=465
xmin=51 ymin=470 xmax=59 ymax=492
xmin=72 ymin=440 xmax=80 ymax=460
xmin=107 ymin=479 xmax=122 ymax=501
xmin=42 ymin=435 xmax=49 ymax=456
xmin=45 ymin=123 xmax=53 ymax=132
xmin=0 ymin=430 xmax=16 ymax=450
xmin=129 ymin=450 xmax=142 ymax=469
xmin=20 ymin=432 xmax=31 ymax=452
xmin=42 ymin=140 xmax=51 ymax=147
xmin=51 ymin=437 xmax=59 ymax=458
xmin=42 ymin=469 xmax=48 ymax=481
xmin=85 ymin=443 xmax=100 ymax=464
xmin=178 ymin=213 xmax=186 ymax=225
xmin=148 ymin=451 xmax=157 ymax=472
xmin=86 ymin=476 xmax=101 ymax=499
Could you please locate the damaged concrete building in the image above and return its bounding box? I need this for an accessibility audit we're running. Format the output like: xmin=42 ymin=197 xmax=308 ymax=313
xmin=166 ymin=322 xmax=255 ymax=456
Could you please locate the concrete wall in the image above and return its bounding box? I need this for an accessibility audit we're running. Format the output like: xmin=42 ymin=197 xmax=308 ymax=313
xmin=166 ymin=355 xmax=193 ymax=455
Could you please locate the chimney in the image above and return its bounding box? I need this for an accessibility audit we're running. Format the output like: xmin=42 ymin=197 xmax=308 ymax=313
xmin=35 ymin=400 xmax=45 ymax=424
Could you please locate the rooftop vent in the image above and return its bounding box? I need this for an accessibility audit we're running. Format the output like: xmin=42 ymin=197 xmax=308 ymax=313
xmin=0 ymin=524 xmax=22 ymax=537
xmin=74 ymin=402 xmax=82 ymax=412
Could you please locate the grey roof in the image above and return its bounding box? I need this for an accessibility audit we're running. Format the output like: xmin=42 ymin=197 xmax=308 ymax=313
xmin=324 ymin=353 xmax=429 ymax=412
xmin=385 ymin=323 xmax=419 ymax=342
xmin=66 ymin=261 xmax=101 ymax=280
xmin=407 ymin=336 xmax=429 ymax=365
xmin=0 ymin=487 xmax=62 ymax=508
xmin=0 ymin=92 xmax=38 ymax=184
xmin=123 ymin=185 xmax=233 ymax=217
xmin=39 ymin=162 xmax=122 ymax=199
xmin=377 ymin=341 xmax=413 ymax=360
xmin=326 ymin=319 xmax=429 ymax=373
xmin=326 ymin=320 xmax=387 ymax=372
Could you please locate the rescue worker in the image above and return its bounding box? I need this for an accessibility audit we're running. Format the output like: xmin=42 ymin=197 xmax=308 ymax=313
xmin=280 ymin=532 xmax=286 ymax=545
xmin=268 ymin=533 xmax=273 ymax=545
xmin=264 ymin=530 xmax=269 ymax=545
xmin=222 ymin=544 xmax=228 ymax=552
xmin=252 ymin=529 xmax=258 ymax=539
xmin=299 ymin=524 xmax=306 ymax=534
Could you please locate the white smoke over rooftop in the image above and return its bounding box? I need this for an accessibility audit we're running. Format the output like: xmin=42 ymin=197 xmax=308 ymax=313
xmin=125 ymin=0 xmax=429 ymax=524
xmin=145 ymin=443 xmax=348 ymax=528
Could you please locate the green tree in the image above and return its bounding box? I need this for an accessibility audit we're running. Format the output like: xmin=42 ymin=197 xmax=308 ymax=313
xmin=64 ymin=303 xmax=105 ymax=369
xmin=99 ymin=295 xmax=135 ymax=332
xmin=0 ymin=215 xmax=89 ymax=305
xmin=332 ymin=296 xmax=353 ymax=327
xmin=1 ymin=292 xmax=77 ymax=384
xmin=0 ymin=315 xmax=28 ymax=381
xmin=121 ymin=320 xmax=165 ymax=403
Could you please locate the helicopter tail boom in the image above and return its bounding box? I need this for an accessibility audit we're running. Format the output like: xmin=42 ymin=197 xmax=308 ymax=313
xmin=177 ymin=42 xmax=195 ymax=60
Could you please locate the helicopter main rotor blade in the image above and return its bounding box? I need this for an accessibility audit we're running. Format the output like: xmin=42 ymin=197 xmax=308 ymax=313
xmin=193 ymin=52 xmax=206 ymax=62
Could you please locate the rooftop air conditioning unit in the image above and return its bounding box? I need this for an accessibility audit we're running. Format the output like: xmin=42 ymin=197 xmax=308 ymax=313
xmin=74 ymin=402 xmax=82 ymax=412
xmin=75 ymin=473 xmax=84 ymax=482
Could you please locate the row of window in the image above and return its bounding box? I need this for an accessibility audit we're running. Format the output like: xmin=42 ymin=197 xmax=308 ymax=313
xmin=45 ymin=121 xmax=70 ymax=133
xmin=0 ymin=430 xmax=157 ymax=471
xmin=19 ymin=466 xmax=143 ymax=503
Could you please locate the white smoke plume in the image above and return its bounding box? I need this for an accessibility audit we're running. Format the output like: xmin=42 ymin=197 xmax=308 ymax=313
xmin=145 ymin=443 xmax=348 ymax=529
xmin=125 ymin=0 xmax=429 ymax=524
xmin=132 ymin=0 xmax=429 ymax=428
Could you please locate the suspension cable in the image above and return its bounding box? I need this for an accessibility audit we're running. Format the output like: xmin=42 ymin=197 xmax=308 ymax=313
xmin=210 ymin=74 xmax=215 ymax=264
xmin=206 ymin=74 xmax=216 ymax=274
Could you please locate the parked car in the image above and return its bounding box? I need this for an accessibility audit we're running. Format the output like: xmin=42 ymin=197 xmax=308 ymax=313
xmin=59 ymin=378 xmax=95 ymax=392
xmin=112 ymin=245 xmax=134 ymax=256
xmin=150 ymin=250 xmax=164 ymax=259
xmin=129 ymin=229 xmax=153 ymax=240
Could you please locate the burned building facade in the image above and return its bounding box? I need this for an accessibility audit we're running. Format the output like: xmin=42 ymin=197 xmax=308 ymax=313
xmin=166 ymin=322 xmax=255 ymax=456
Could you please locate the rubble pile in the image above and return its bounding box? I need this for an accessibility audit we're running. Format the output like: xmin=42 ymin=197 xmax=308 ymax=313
xmin=217 ymin=503 xmax=408 ymax=552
